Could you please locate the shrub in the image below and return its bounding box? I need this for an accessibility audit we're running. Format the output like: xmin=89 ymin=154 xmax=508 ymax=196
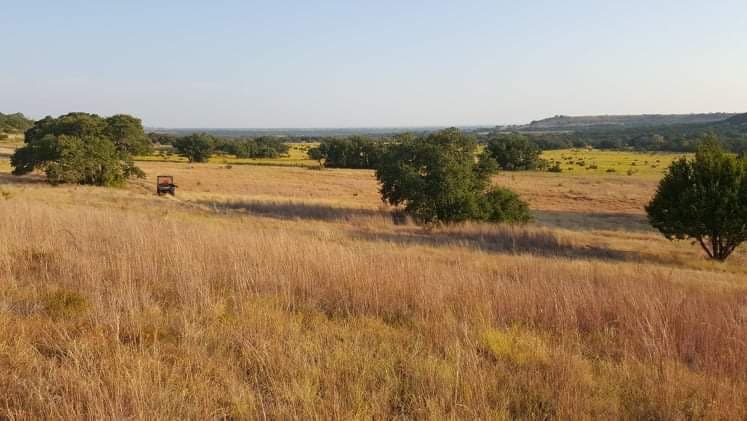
xmin=547 ymin=163 xmax=563 ymax=173
xmin=646 ymin=137 xmax=747 ymax=261
xmin=478 ymin=187 xmax=532 ymax=224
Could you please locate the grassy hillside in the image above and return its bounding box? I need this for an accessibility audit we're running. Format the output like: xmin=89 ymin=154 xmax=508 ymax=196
xmin=0 ymin=151 xmax=745 ymax=419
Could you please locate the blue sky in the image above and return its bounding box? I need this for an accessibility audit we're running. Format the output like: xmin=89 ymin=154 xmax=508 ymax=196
xmin=2 ymin=1 xmax=746 ymax=127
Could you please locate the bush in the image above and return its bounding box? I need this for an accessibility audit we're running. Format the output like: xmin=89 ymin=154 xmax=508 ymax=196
xmin=646 ymin=137 xmax=747 ymax=261
xmin=547 ymin=163 xmax=563 ymax=173
xmin=478 ymin=188 xmax=532 ymax=223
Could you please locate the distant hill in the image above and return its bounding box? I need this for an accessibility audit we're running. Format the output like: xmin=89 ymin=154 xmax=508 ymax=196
xmin=0 ymin=112 xmax=33 ymax=133
xmin=492 ymin=112 xmax=747 ymax=153
xmin=521 ymin=113 xmax=736 ymax=131
xmin=723 ymin=113 xmax=747 ymax=125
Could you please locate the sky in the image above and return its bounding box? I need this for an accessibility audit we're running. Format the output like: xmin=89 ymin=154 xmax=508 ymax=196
xmin=2 ymin=0 xmax=747 ymax=128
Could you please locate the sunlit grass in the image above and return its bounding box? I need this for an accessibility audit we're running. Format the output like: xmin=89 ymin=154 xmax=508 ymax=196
xmin=541 ymin=149 xmax=687 ymax=178
xmin=0 ymin=152 xmax=745 ymax=418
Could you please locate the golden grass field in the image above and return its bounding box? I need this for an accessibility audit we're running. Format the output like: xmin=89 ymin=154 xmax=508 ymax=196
xmin=0 ymin=142 xmax=746 ymax=419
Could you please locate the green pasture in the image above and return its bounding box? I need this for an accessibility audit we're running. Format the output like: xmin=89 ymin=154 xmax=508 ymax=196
xmin=540 ymin=149 xmax=686 ymax=178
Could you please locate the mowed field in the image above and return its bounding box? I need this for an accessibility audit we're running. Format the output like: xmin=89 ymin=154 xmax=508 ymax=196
xmin=0 ymin=144 xmax=746 ymax=419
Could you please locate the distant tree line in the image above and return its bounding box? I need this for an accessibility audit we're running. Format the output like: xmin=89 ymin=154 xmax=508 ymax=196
xmin=308 ymin=133 xmax=545 ymax=172
xmin=149 ymin=132 xmax=289 ymax=162
xmin=307 ymin=136 xmax=388 ymax=168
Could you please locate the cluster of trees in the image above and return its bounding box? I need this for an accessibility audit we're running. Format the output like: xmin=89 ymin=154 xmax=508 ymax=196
xmin=11 ymin=113 xmax=148 ymax=186
xmin=376 ymin=129 xmax=531 ymax=224
xmin=307 ymin=136 xmax=387 ymax=168
xmin=305 ymin=130 xmax=534 ymax=224
xmin=172 ymin=133 xmax=215 ymax=163
xmin=0 ymin=112 xmax=33 ymax=134
xmin=216 ymin=137 xmax=289 ymax=159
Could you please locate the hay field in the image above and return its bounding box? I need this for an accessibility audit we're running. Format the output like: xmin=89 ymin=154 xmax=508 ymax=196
xmin=0 ymin=154 xmax=746 ymax=419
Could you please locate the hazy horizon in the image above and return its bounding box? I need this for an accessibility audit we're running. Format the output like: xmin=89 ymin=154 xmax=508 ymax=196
xmin=3 ymin=1 xmax=747 ymax=128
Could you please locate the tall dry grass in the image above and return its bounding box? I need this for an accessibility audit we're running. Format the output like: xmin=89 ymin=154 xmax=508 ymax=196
xmin=1 ymin=194 xmax=746 ymax=419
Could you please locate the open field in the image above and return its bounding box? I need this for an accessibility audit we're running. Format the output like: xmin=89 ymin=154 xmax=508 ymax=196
xmin=135 ymin=144 xmax=686 ymax=177
xmin=541 ymin=149 xmax=687 ymax=178
xmin=0 ymin=152 xmax=746 ymax=419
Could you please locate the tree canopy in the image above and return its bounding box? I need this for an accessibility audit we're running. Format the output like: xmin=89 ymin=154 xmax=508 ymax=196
xmin=215 ymin=136 xmax=289 ymax=159
xmin=172 ymin=133 xmax=215 ymax=163
xmin=646 ymin=137 xmax=747 ymax=261
xmin=376 ymin=128 xmax=530 ymax=225
xmin=486 ymin=133 xmax=542 ymax=170
xmin=11 ymin=112 xmax=146 ymax=186
xmin=307 ymin=136 xmax=387 ymax=169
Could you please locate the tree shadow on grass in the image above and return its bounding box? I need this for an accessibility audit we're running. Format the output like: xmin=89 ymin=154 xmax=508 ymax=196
xmin=195 ymin=199 xmax=389 ymax=222
xmin=199 ymin=199 xmax=660 ymax=263
xmin=533 ymin=210 xmax=652 ymax=233
xmin=350 ymin=227 xmax=646 ymax=262
xmin=0 ymin=173 xmax=48 ymax=185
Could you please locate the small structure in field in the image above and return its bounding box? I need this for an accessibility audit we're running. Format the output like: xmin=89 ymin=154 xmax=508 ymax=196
xmin=156 ymin=175 xmax=177 ymax=196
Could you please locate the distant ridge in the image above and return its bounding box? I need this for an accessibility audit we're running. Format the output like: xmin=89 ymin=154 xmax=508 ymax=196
xmin=723 ymin=113 xmax=747 ymax=125
xmin=521 ymin=113 xmax=736 ymax=131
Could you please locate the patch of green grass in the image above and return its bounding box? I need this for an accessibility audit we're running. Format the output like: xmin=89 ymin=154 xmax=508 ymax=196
xmin=541 ymin=149 xmax=686 ymax=178
xmin=481 ymin=326 xmax=550 ymax=366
